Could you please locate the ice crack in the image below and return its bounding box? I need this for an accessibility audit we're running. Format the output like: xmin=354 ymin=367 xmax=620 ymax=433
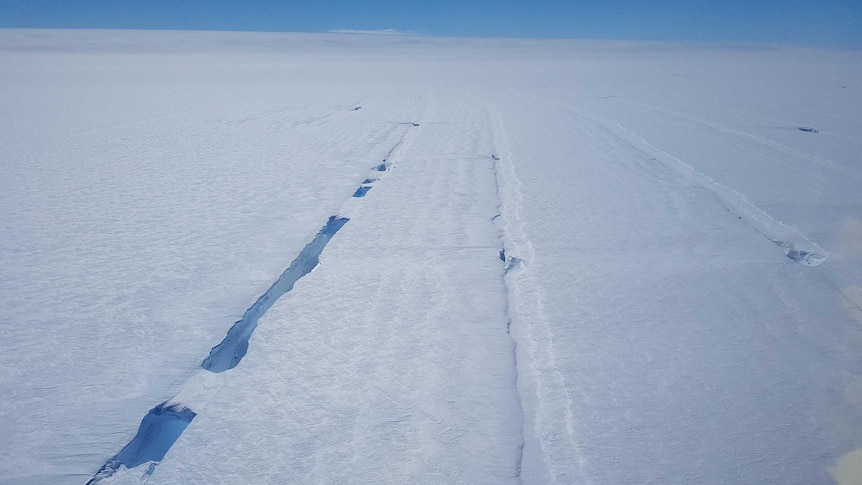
xmin=87 ymin=403 xmax=196 ymax=484
xmin=202 ymin=216 xmax=349 ymax=373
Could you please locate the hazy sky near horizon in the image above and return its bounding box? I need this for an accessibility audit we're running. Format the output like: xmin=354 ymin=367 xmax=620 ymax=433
xmin=1 ymin=0 xmax=860 ymax=46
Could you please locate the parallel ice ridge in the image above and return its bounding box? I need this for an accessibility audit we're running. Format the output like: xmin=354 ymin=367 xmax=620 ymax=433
xmin=577 ymin=97 xmax=840 ymax=267
xmin=486 ymin=94 xmax=529 ymax=480
xmin=600 ymin=117 xmax=828 ymax=266
xmin=491 ymin=156 xmax=526 ymax=480
xmin=512 ymin=92 xmax=830 ymax=269
xmin=483 ymin=95 xmax=588 ymax=483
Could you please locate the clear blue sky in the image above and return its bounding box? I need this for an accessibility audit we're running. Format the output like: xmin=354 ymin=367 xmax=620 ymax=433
xmin=1 ymin=0 xmax=860 ymax=46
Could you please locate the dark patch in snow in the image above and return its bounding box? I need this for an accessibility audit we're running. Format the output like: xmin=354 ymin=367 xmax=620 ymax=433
xmin=380 ymin=129 xmax=410 ymax=166
xmin=353 ymin=186 xmax=372 ymax=197
xmin=412 ymin=122 xmax=420 ymax=127
xmin=202 ymin=216 xmax=349 ymax=373
xmin=504 ymin=256 xmax=524 ymax=273
xmin=353 ymin=106 xmax=362 ymax=111
xmin=362 ymin=178 xmax=377 ymax=184
xmin=770 ymin=239 xmax=826 ymax=266
xmin=499 ymin=249 xmax=506 ymax=262
xmin=491 ymin=154 xmax=500 ymax=161
xmin=798 ymin=127 xmax=819 ymax=133
xmin=87 ymin=403 xmax=195 ymax=484
xmin=784 ymin=247 xmax=825 ymax=265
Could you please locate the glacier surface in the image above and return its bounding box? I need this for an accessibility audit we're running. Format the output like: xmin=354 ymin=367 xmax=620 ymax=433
xmin=1 ymin=29 xmax=861 ymax=484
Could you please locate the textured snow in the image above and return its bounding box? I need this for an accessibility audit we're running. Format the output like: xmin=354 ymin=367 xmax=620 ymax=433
xmin=1 ymin=29 xmax=861 ymax=484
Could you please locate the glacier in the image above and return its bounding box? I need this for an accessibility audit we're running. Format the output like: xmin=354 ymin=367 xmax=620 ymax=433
xmin=1 ymin=29 xmax=861 ymax=484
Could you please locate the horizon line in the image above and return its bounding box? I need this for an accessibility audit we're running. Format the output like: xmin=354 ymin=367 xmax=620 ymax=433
xmin=0 ymin=26 xmax=859 ymax=49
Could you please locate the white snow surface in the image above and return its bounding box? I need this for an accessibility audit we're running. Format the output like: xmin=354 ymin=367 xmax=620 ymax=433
xmin=1 ymin=29 xmax=861 ymax=484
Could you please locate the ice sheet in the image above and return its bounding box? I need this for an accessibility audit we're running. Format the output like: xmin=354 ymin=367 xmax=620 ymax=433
xmin=1 ymin=30 xmax=861 ymax=484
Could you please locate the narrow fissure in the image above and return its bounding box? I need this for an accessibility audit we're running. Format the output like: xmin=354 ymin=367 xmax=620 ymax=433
xmin=202 ymin=216 xmax=349 ymax=373
xmin=491 ymin=152 xmax=526 ymax=482
xmin=87 ymin=403 xmax=196 ymax=484
xmin=89 ymin=121 xmax=418 ymax=483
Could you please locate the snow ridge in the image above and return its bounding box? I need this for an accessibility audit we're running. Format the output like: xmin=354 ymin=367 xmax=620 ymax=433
xmin=484 ymin=98 xmax=585 ymax=483
xmin=491 ymin=154 xmax=526 ymax=481
xmin=517 ymin=92 xmax=830 ymax=268
xmin=598 ymin=116 xmax=828 ymax=266
xmin=619 ymin=97 xmax=862 ymax=183
xmin=485 ymin=113 xmax=529 ymax=482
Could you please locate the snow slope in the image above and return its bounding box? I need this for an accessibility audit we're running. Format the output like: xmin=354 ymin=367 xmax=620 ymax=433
xmin=1 ymin=30 xmax=861 ymax=484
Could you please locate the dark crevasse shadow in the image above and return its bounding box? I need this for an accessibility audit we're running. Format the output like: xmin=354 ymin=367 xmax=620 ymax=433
xmin=202 ymin=216 xmax=349 ymax=373
xmin=769 ymin=238 xmax=826 ymax=266
xmin=87 ymin=403 xmax=196 ymax=484
xmin=353 ymin=186 xmax=372 ymax=197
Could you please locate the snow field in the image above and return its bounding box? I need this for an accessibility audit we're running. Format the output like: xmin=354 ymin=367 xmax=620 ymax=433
xmin=1 ymin=30 xmax=861 ymax=484
xmin=153 ymin=90 xmax=523 ymax=483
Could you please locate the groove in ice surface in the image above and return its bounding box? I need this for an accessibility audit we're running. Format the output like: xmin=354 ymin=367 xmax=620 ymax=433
xmin=378 ymin=124 xmax=413 ymax=168
xmin=771 ymin=239 xmax=826 ymax=266
xmin=88 ymin=403 xmax=195 ymax=484
xmin=797 ymin=126 xmax=819 ymax=133
xmin=786 ymin=248 xmax=823 ymax=265
xmin=362 ymin=178 xmax=377 ymax=184
xmin=201 ymin=216 xmax=350 ymax=373
xmin=353 ymin=186 xmax=372 ymax=197
xmin=504 ymin=256 xmax=524 ymax=273
xmin=608 ymin=121 xmax=829 ymax=267
xmin=499 ymin=247 xmax=524 ymax=273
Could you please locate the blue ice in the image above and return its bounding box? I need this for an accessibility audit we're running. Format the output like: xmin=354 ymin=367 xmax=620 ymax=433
xmin=353 ymin=186 xmax=372 ymax=197
xmin=88 ymin=403 xmax=195 ymax=483
xmin=201 ymin=216 xmax=349 ymax=373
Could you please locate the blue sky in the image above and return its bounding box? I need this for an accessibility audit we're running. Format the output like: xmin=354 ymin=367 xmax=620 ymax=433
xmin=1 ymin=0 xmax=860 ymax=46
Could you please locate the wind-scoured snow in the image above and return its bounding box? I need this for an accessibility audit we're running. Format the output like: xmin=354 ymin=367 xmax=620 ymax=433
xmin=1 ymin=29 xmax=861 ymax=485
